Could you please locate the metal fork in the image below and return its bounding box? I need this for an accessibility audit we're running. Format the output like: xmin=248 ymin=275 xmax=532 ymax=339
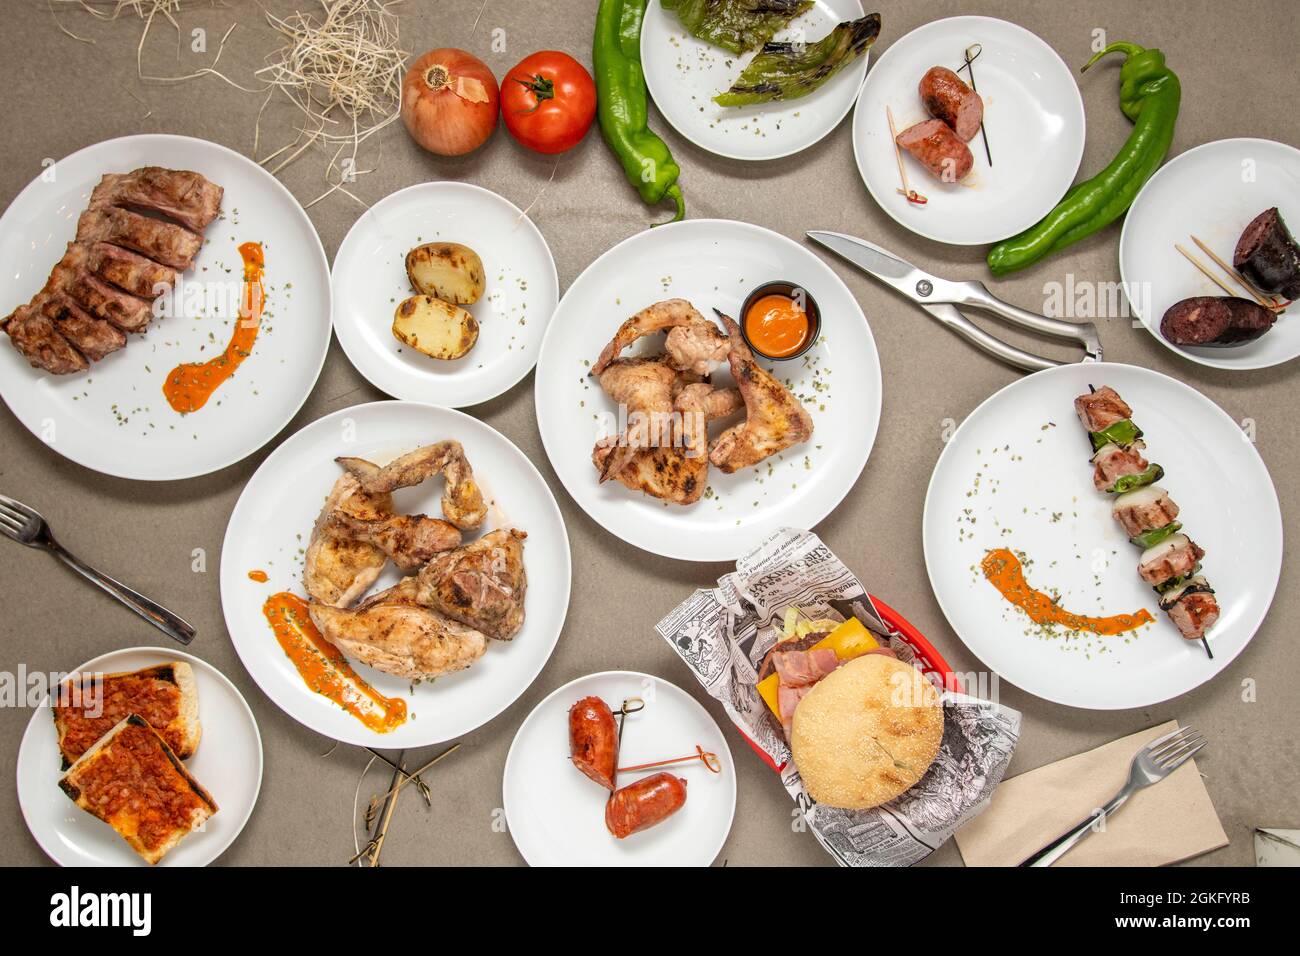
xmin=0 ymin=494 xmax=195 ymax=645
xmin=1020 ymin=726 xmax=1207 ymax=866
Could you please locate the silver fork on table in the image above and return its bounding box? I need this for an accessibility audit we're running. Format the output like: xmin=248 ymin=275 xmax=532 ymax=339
xmin=1020 ymin=725 xmax=1207 ymax=866
xmin=0 ymin=494 xmax=195 ymax=645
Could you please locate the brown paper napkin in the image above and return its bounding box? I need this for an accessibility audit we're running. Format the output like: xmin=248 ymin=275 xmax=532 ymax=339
xmin=954 ymin=720 xmax=1228 ymax=866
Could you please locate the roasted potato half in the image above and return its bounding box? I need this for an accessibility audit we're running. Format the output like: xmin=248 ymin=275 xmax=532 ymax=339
xmin=392 ymin=295 xmax=479 ymax=360
xmin=405 ymin=242 xmax=485 ymax=304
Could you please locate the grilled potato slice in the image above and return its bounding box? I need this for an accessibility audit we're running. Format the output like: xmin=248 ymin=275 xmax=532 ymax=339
xmin=392 ymin=295 xmax=479 ymax=360
xmin=405 ymin=242 xmax=485 ymax=304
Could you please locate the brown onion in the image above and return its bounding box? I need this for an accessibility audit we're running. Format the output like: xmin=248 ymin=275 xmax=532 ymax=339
xmin=401 ymin=48 xmax=500 ymax=156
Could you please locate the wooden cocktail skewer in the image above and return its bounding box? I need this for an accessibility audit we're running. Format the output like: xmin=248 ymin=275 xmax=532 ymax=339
xmin=1190 ymin=235 xmax=1286 ymax=311
xmin=886 ymin=105 xmax=927 ymax=205
xmin=1175 ymin=244 xmax=1244 ymax=299
xmin=618 ymin=745 xmax=722 ymax=775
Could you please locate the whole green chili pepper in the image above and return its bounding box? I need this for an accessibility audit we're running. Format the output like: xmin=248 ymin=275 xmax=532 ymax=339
xmin=986 ymin=42 xmax=1180 ymax=276
xmin=593 ymin=0 xmax=685 ymax=224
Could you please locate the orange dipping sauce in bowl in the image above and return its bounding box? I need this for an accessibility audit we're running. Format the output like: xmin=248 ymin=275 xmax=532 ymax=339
xmin=744 ymin=294 xmax=809 ymax=358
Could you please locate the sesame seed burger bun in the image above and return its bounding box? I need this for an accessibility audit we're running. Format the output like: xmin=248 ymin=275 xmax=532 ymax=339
xmin=790 ymin=655 xmax=944 ymax=810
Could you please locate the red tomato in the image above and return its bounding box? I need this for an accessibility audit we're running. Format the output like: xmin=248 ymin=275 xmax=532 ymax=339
xmin=501 ymin=51 xmax=597 ymax=155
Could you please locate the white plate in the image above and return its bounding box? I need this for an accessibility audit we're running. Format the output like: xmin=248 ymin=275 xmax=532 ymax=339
xmin=219 ymin=400 xmax=571 ymax=748
xmin=642 ymin=0 xmax=870 ymax=162
xmin=332 ymin=182 xmax=559 ymax=407
xmin=0 ymin=134 xmax=331 ymax=480
xmin=1119 ymin=138 xmax=1300 ymax=370
xmin=16 ymin=646 xmax=263 ymax=867
xmin=852 ymin=16 xmax=1086 ymax=245
xmin=923 ymin=363 xmax=1282 ymax=710
xmin=503 ymin=671 xmax=735 ymax=866
xmin=534 ymin=218 xmax=882 ymax=562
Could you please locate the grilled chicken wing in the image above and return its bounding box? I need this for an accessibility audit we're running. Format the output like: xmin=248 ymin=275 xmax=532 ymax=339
xmin=308 ymin=578 xmax=488 ymax=681
xmin=337 ymin=440 xmax=487 ymax=531
xmin=708 ymin=313 xmax=813 ymax=473
xmin=303 ymin=472 xmax=392 ymax=607
xmin=594 ymin=358 xmax=679 ymax=482
xmin=592 ymin=383 xmax=741 ymax=505
xmin=321 ymin=512 xmax=462 ymax=572
xmin=592 ymin=299 xmax=728 ymax=375
xmin=415 ymin=528 xmax=527 ymax=641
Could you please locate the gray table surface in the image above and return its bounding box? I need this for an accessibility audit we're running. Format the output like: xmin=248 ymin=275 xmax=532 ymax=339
xmin=1 ymin=0 xmax=1295 ymax=866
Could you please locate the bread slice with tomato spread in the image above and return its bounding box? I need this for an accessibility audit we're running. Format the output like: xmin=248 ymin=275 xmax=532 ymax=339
xmin=53 ymin=662 xmax=200 ymax=768
xmin=59 ymin=714 xmax=217 ymax=865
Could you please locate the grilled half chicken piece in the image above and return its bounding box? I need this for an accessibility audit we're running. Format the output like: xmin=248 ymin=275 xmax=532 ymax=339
xmin=708 ymin=313 xmax=813 ymax=473
xmin=416 ymin=528 xmax=528 ymax=641
xmin=592 ymin=383 xmax=743 ymax=505
xmin=337 ymin=440 xmax=487 ymax=531
xmin=591 ymin=299 xmax=728 ymax=375
xmin=321 ymin=512 xmax=462 ymax=572
xmin=308 ymin=578 xmax=488 ymax=681
xmin=303 ymin=472 xmax=392 ymax=607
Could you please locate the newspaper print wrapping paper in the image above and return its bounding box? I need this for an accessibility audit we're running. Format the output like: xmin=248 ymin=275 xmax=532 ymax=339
xmin=656 ymin=528 xmax=1022 ymax=866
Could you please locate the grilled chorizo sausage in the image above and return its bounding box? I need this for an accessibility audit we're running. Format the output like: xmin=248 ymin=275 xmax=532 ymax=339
xmin=919 ymin=66 xmax=983 ymax=142
xmin=605 ymin=772 xmax=687 ymax=838
xmin=569 ymin=696 xmax=618 ymax=790
xmin=895 ymin=119 xmax=974 ymax=182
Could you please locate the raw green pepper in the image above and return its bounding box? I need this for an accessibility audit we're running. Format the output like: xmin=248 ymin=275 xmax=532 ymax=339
xmin=1106 ymin=462 xmax=1165 ymax=494
xmin=593 ymin=0 xmax=685 ymax=224
xmin=986 ymin=42 xmax=1180 ymax=276
xmin=1089 ymin=418 xmax=1143 ymax=450
xmin=1130 ymin=521 xmax=1182 ymax=549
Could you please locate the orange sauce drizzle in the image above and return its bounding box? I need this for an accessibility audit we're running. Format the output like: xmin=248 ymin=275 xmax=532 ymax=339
xmin=247 ymin=569 xmax=269 ymax=583
xmin=981 ymin=548 xmax=1154 ymax=636
xmin=261 ymin=592 xmax=407 ymax=733
xmin=163 ymin=241 xmax=265 ymax=414
xmin=744 ymin=293 xmax=809 ymax=358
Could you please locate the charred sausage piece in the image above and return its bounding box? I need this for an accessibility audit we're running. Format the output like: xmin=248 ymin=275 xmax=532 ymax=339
xmin=1074 ymin=385 xmax=1132 ymax=433
xmin=1160 ymin=296 xmax=1274 ymax=346
xmin=1233 ymin=207 xmax=1300 ymax=300
xmin=919 ymin=66 xmax=983 ymax=142
xmin=895 ymin=119 xmax=973 ymax=182
xmin=1160 ymin=296 xmax=1233 ymax=345
xmin=1112 ymin=485 xmax=1179 ymax=537
xmin=569 ymin=696 xmax=619 ymax=791
xmin=1219 ymin=297 xmax=1276 ymax=344
xmin=605 ymin=772 xmax=688 ymax=839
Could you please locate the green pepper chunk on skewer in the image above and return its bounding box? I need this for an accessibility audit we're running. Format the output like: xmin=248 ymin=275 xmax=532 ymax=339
xmin=1130 ymin=521 xmax=1182 ymax=549
xmin=1105 ymin=462 xmax=1165 ymax=495
xmin=1090 ymin=418 xmax=1143 ymax=451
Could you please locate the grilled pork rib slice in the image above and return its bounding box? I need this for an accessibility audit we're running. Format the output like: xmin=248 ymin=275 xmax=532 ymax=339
xmin=89 ymin=167 xmax=223 ymax=233
xmin=76 ymin=206 xmax=202 ymax=270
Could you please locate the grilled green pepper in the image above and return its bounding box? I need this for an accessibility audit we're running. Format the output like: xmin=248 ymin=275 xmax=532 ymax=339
xmin=715 ymin=14 xmax=881 ymax=107
xmin=1089 ymin=418 xmax=1143 ymax=450
xmin=1106 ymin=462 xmax=1164 ymax=495
xmin=1130 ymin=521 xmax=1182 ymax=549
xmin=594 ymin=0 xmax=685 ymax=223
xmin=1155 ymin=564 xmax=1202 ymax=594
xmin=986 ymin=42 xmax=1180 ymax=276
xmin=662 ymin=0 xmax=813 ymax=55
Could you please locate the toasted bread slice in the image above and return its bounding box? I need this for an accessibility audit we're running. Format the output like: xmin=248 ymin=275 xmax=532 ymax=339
xmin=53 ymin=662 xmax=200 ymax=768
xmin=59 ymin=714 xmax=217 ymax=865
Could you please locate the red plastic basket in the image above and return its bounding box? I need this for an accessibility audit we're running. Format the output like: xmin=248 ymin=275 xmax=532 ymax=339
xmin=738 ymin=592 xmax=960 ymax=774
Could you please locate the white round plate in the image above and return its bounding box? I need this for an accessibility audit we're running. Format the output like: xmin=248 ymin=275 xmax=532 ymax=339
xmin=503 ymin=671 xmax=735 ymax=866
xmin=1120 ymin=138 xmax=1300 ymax=370
xmin=220 ymin=400 xmax=571 ymax=748
xmin=332 ymin=182 xmax=559 ymax=407
xmin=853 ymin=16 xmax=1086 ymax=245
xmin=17 ymin=646 xmax=263 ymax=867
xmin=534 ymin=218 xmax=882 ymax=562
xmin=923 ymin=363 xmax=1281 ymax=710
xmin=0 ymin=134 xmax=331 ymax=480
xmin=642 ymin=0 xmax=870 ymax=161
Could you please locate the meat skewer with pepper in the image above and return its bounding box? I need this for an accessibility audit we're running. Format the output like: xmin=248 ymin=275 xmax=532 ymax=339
xmin=1074 ymin=385 xmax=1218 ymax=656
